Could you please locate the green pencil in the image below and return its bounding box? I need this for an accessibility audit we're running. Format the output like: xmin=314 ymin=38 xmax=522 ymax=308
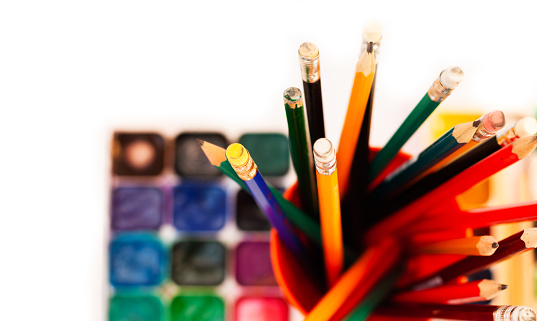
xmin=368 ymin=66 xmax=464 ymax=184
xmin=283 ymin=87 xmax=318 ymax=218
xmin=346 ymin=266 xmax=403 ymax=321
xmin=369 ymin=118 xmax=479 ymax=203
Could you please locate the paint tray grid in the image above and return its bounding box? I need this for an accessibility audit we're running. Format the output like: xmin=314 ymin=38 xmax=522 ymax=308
xmin=108 ymin=131 xmax=293 ymax=321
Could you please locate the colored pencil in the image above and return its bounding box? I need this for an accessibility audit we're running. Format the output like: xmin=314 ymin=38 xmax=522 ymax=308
xmin=299 ymin=42 xmax=325 ymax=147
xmin=368 ymin=66 xmax=464 ymax=185
xmin=393 ymin=279 xmax=507 ymax=304
xmin=365 ymin=135 xmax=537 ymax=245
xmin=313 ymin=138 xmax=343 ymax=288
xmin=375 ymin=303 xmax=535 ymax=321
xmin=226 ymin=143 xmax=308 ymax=259
xmin=406 ymin=200 xmax=537 ymax=235
xmin=304 ymin=238 xmax=401 ymax=321
xmin=419 ymin=110 xmax=505 ymax=176
xmin=371 ymin=117 xmax=537 ymax=219
xmin=346 ymin=265 xmax=402 ymax=321
xmin=283 ymin=87 xmax=318 ymax=217
xmin=413 ymin=235 xmax=499 ymax=256
xmin=342 ymin=21 xmax=382 ymax=238
xmin=405 ymin=228 xmax=537 ymax=291
xmin=198 ymin=139 xmax=322 ymax=245
xmin=369 ymin=118 xmax=480 ymax=202
xmin=337 ymin=42 xmax=376 ymax=196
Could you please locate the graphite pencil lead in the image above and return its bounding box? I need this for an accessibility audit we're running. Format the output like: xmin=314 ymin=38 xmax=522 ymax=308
xmin=367 ymin=41 xmax=373 ymax=53
xmin=197 ymin=138 xmax=204 ymax=146
xmin=500 ymin=284 xmax=508 ymax=291
xmin=492 ymin=242 xmax=499 ymax=249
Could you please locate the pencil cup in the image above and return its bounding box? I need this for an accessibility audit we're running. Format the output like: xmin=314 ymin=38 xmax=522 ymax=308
xmin=270 ymin=147 xmax=465 ymax=316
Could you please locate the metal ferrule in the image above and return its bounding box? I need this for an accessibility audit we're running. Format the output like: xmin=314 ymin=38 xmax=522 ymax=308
xmin=473 ymin=121 xmax=496 ymax=142
xmin=299 ymin=55 xmax=320 ymax=83
xmin=427 ymin=73 xmax=454 ymax=102
xmin=314 ymin=153 xmax=337 ymax=176
xmin=494 ymin=305 xmax=536 ymax=321
xmin=496 ymin=125 xmax=519 ymax=147
xmin=230 ymin=153 xmax=257 ymax=181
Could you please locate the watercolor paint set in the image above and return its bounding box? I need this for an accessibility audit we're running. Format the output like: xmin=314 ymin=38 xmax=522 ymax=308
xmin=107 ymin=131 xmax=298 ymax=321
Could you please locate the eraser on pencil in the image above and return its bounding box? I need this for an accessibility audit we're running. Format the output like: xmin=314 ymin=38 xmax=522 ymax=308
xmin=298 ymin=42 xmax=319 ymax=58
xmin=482 ymin=110 xmax=506 ymax=133
xmin=362 ymin=21 xmax=382 ymax=43
xmin=514 ymin=116 xmax=537 ymax=138
xmin=226 ymin=143 xmax=249 ymax=167
xmin=440 ymin=66 xmax=464 ymax=89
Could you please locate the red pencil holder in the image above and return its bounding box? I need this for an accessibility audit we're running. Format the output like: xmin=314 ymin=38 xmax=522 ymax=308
xmin=270 ymin=147 xmax=466 ymax=316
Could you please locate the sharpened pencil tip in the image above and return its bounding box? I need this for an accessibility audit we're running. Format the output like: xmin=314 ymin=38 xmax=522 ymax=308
xmin=367 ymin=42 xmax=373 ymax=53
xmin=492 ymin=242 xmax=499 ymax=249
xmin=500 ymin=284 xmax=508 ymax=290
xmin=197 ymin=139 xmax=204 ymax=146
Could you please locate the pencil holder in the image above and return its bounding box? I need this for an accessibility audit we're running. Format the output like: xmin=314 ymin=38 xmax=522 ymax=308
xmin=270 ymin=147 xmax=467 ymax=316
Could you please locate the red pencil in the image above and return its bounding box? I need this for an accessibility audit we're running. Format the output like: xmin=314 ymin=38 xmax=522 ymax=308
xmin=365 ymin=135 xmax=537 ymax=245
xmin=392 ymin=279 xmax=507 ymax=304
xmin=402 ymin=228 xmax=537 ymax=290
xmin=406 ymin=200 xmax=537 ymax=235
xmin=375 ymin=303 xmax=535 ymax=321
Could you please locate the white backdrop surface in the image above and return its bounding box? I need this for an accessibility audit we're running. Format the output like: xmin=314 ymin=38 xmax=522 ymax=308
xmin=1 ymin=1 xmax=537 ymax=320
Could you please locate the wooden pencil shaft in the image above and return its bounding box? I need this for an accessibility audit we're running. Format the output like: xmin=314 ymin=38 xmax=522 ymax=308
xmin=376 ymin=304 xmax=535 ymax=321
xmin=368 ymin=93 xmax=439 ymax=183
xmin=303 ymin=80 xmax=326 ymax=146
xmin=284 ymin=89 xmax=318 ymax=217
xmin=409 ymin=230 xmax=530 ymax=290
xmin=393 ymin=280 xmax=504 ymax=304
xmin=316 ymin=169 xmax=344 ymax=288
xmin=366 ymin=138 xmax=524 ymax=240
xmin=244 ymin=172 xmax=308 ymax=259
xmin=370 ymin=121 xmax=477 ymax=202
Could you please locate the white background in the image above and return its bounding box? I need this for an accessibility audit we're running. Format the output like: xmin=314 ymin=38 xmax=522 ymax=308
xmin=2 ymin=1 xmax=537 ymax=320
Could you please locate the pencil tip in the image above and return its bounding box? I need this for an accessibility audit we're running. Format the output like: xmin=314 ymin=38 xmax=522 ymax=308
xmin=492 ymin=242 xmax=499 ymax=249
xmin=367 ymin=42 xmax=373 ymax=53
xmin=197 ymin=139 xmax=204 ymax=146
xmin=500 ymin=284 xmax=508 ymax=290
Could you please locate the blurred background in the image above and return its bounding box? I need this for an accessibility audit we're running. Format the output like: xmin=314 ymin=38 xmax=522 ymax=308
xmin=2 ymin=0 xmax=537 ymax=320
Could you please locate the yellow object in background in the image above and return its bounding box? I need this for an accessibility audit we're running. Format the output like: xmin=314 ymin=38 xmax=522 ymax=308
xmin=429 ymin=112 xmax=491 ymax=210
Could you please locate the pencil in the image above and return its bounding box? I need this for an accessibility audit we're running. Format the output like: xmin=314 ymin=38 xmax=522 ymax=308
xmin=226 ymin=143 xmax=308 ymax=260
xmin=368 ymin=66 xmax=464 ymax=185
xmin=337 ymin=42 xmax=376 ymax=196
xmin=419 ymin=110 xmax=505 ymax=176
xmin=372 ymin=117 xmax=537 ymax=218
xmin=405 ymin=228 xmax=537 ymax=290
xmin=392 ymin=279 xmax=507 ymax=304
xmin=412 ymin=235 xmax=499 ymax=256
xmin=198 ymin=139 xmax=322 ymax=245
xmin=299 ymin=42 xmax=325 ymax=147
xmin=313 ymin=138 xmax=343 ymax=288
xmin=342 ymin=21 xmax=382 ymax=240
xmin=369 ymin=118 xmax=480 ymax=202
xmin=365 ymin=135 xmax=537 ymax=245
xmin=304 ymin=238 xmax=401 ymax=321
xmin=283 ymin=87 xmax=318 ymax=217
xmin=375 ymin=303 xmax=535 ymax=321
xmin=406 ymin=200 xmax=537 ymax=235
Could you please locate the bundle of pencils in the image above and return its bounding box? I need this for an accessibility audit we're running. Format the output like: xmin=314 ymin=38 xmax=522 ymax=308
xmin=198 ymin=21 xmax=537 ymax=321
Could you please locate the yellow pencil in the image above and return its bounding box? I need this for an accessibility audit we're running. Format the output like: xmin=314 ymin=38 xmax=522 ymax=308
xmin=313 ymin=138 xmax=344 ymax=288
xmin=337 ymin=42 xmax=376 ymax=196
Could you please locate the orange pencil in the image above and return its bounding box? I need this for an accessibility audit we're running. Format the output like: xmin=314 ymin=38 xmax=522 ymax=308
xmin=365 ymin=134 xmax=537 ymax=245
xmin=412 ymin=235 xmax=499 ymax=256
xmin=393 ymin=279 xmax=507 ymax=304
xmin=305 ymin=238 xmax=401 ymax=321
xmin=313 ymin=138 xmax=343 ymax=288
xmin=337 ymin=42 xmax=376 ymax=196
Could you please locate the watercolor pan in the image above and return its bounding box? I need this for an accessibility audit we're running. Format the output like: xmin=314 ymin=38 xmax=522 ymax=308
xmin=238 ymin=133 xmax=290 ymax=176
xmin=107 ymin=131 xmax=296 ymax=321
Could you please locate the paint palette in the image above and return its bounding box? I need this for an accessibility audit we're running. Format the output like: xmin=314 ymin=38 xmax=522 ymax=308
xmin=107 ymin=131 xmax=298 ymax=321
